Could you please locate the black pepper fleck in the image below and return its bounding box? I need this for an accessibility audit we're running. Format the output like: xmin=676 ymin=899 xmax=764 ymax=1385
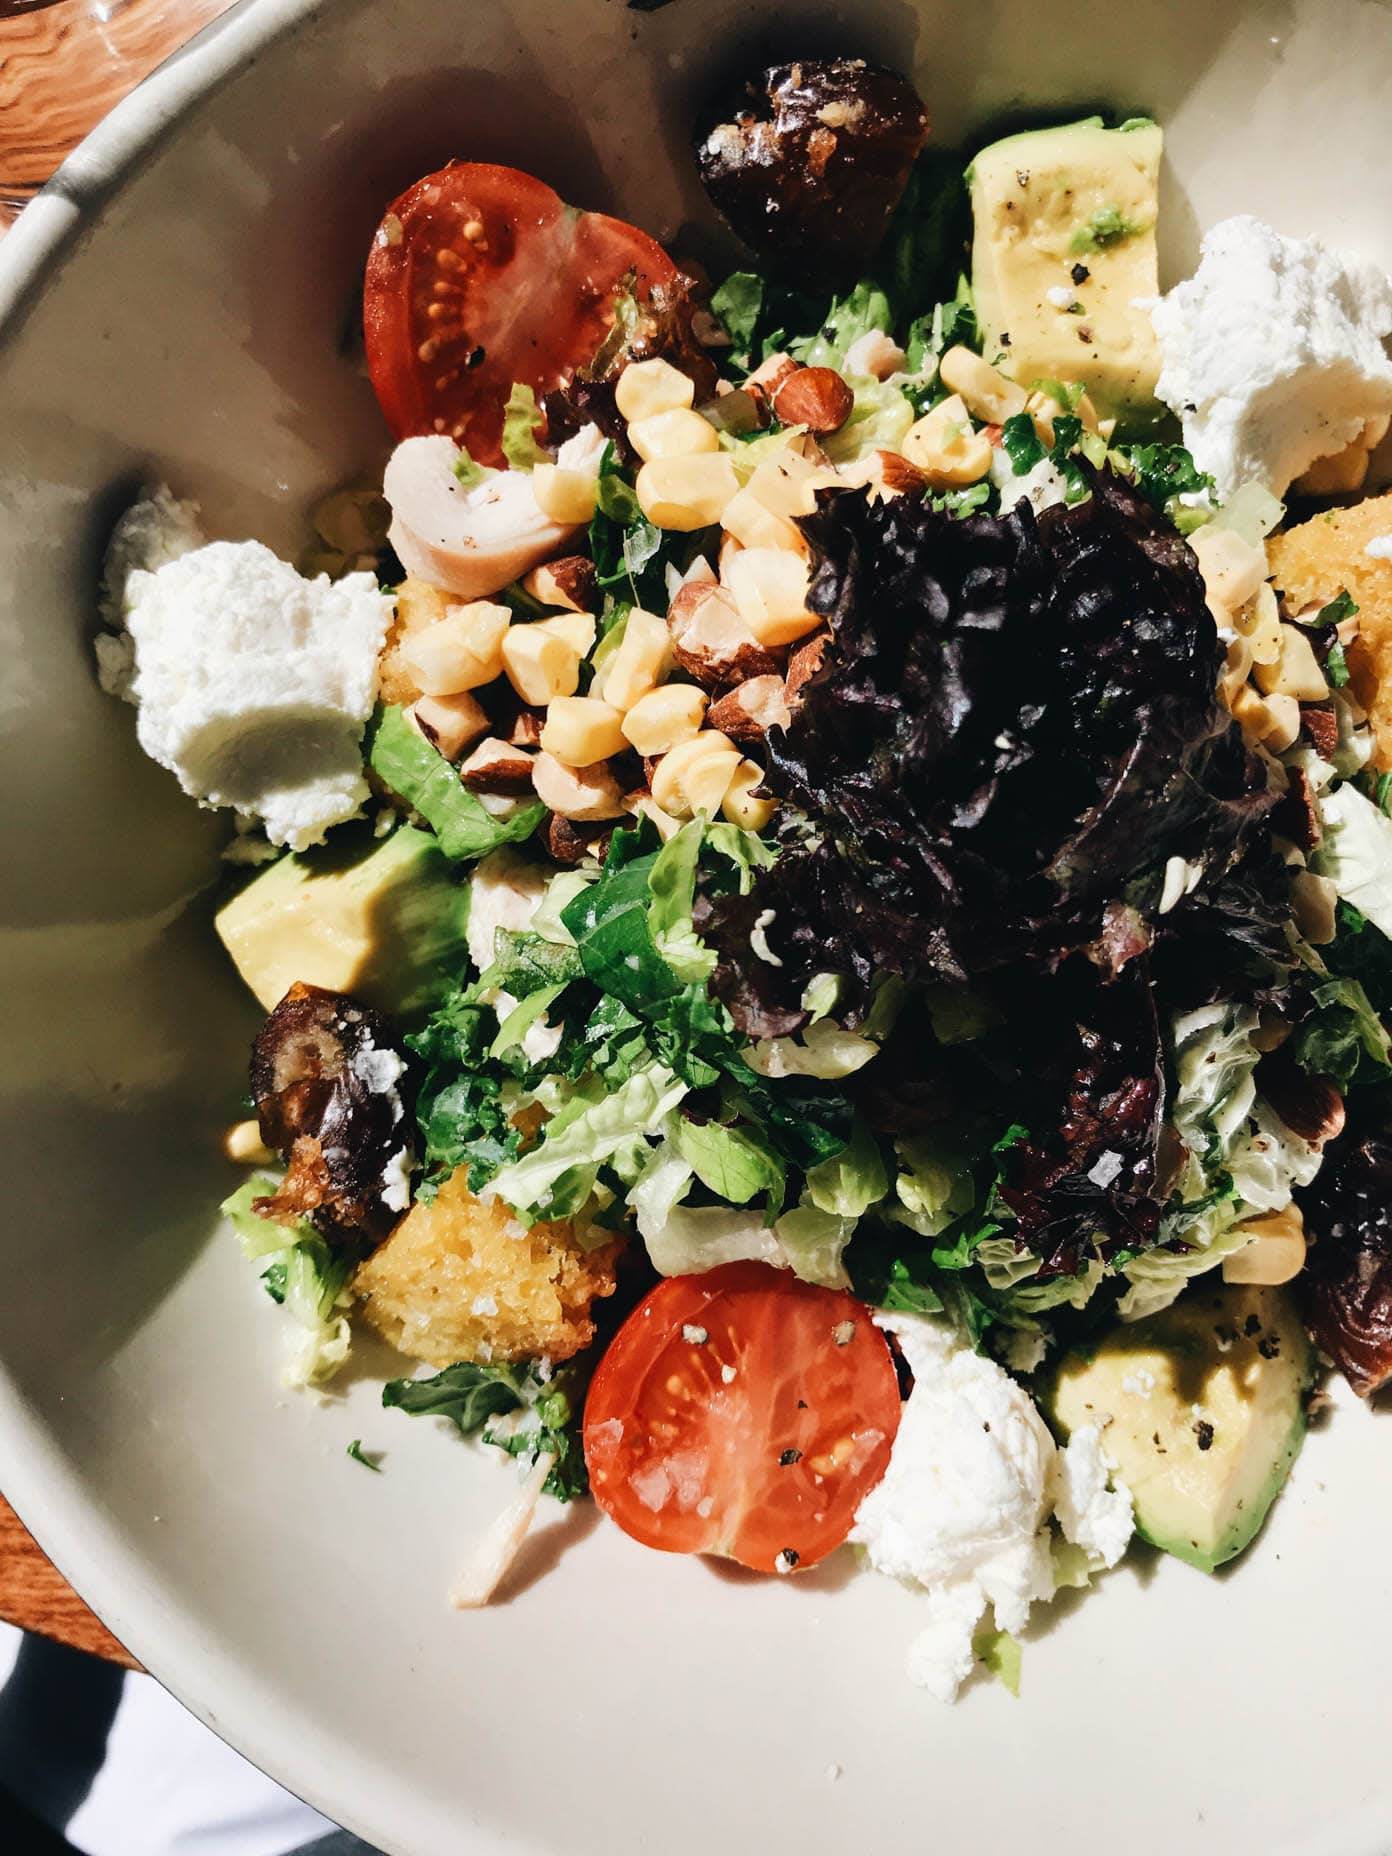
xmin=1258 ymin=1335 xmax=1281 ymax=1360
xmin=1071 ymin=262 xmax=1090 ymax=284
xmin=1000 ymin=331 xmax=1012 ymax=347
xmin=796 ymin=1398 xmax=808 ymax=1410
xmin=1244 ymin=1314 xmax=1262 ymax=1337
xmin=1194 ymin=1419 xmax=1215 ymax=1452
xmin=779 ymin=1448 xmax=803 ymax=1467
xmin=1077 ymin=326 xmax=1094 ymax=344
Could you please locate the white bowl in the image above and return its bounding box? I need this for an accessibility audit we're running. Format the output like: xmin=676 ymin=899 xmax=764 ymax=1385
xmin=3 ymin=2 xmax=1391 ymax=1850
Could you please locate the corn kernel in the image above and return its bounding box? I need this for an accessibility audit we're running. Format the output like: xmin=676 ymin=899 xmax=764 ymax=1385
xmin=536 ymin=610 xmax=596 ymax=656
xmin=603 ymin=607 xmax=671 ymax=712
xmin=725 ymin=548 xmax=820 ymax=647
xmin=540 ymin=696 xmax=627 ymax=767
xmin=398 ymin=601 xmax=510 ymax=694
xmin=651 ymin=732 xmax=741 ymax=819
xmin=1254 ymin=625 xmax=1329 ymax=703
xmin=531 ymin=464 xmax=598 ymax=525
xmin=938 ymin=346 xmax=1027 ymax=423
xmin=721 ymin=758 xmax=775 ymax=830
xmin=901 ymin=395 xmax=993 ymax=487
xmin=622 ymin=683 xmax=708 ymax=755
xmin=615 ymin=357 xmax=695 ymax=423
xmin=1233 ymin=581 xmax=1283 ymax=665
xmin=501 ymin=625 xmax=581 ymax=706
xmin=747 ymin=447 xmax=821 ymax=520
xmin=628 ymin=408 xmax=720 ymax=463
xmin=721 ymin=485 xmax=806 ymax=553
xmin=223 ymin=1118 xmax=273 ymax=1164
xmin=636 ymin=454 xmax=740 ymax=531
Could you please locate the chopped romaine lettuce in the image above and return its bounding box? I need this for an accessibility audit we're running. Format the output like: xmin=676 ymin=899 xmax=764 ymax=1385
xmin=221 ymin=1174 xmax=354 ymax=1387
xmin=367 ymin=705 xmax=545 ymax=862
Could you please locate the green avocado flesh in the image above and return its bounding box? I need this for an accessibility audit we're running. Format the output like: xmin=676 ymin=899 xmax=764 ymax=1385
xmin=968 ymin=116 xmax=1163 ymax=426
xmin=1049 ymin=1284 xmax=1313 ymax=1573
xmin=215 ymin=823 xmax=469 ymax=1019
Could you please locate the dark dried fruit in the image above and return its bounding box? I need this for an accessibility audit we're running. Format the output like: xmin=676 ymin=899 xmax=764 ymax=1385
xmin=1298 ymin=1123 xmax=1392 ymax=1395
xmin=695 ymin=58 xmax=930 ymax=277
xmin=251 ymin=983 xmax=413 ymax=1245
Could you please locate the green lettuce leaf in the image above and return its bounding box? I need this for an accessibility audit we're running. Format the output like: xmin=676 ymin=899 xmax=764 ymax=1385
xmin=674 ymin=1116 xmax=786 ymax=1214
xmin=488 ymin=1061 xmax=688 ymax=1218
xmin=501 ymin=382 xmax=547 ymax=470
xmin=367 ymin=705 xmax=545 ymax=862
xmin=221 ymin=1174 xmax=354 ymax=1387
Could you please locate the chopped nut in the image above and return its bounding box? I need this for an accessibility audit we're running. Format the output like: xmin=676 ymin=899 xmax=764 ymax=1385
xmin=785 ymin=631 xmax=830 ymax=706
xmin=667 ymin=581 xmax=781 ymax=687
xmin=877 ymin=449 xmax=929 ymax=496
xmin=1258 ymin=1053 xmax=1345 ymax=1145
xmin=409 ymin=690 xmax=489 ymax=761
xmin=706 ymin=674 xmax=792 ymax=742
xmin=543 ymin=811 xmax=616 ymax=865
xmin=531 ymin=750 xmax=626 ymax=821
xmin=521 ymin=554 xmax=597 ymax=613
xmin=1301 ymin=701 xmax=1340 ymax=759
xmin=458 ymin=737 xmax=537 ymax=794
xmin=770 ymin=365 xmax=854 ymax=434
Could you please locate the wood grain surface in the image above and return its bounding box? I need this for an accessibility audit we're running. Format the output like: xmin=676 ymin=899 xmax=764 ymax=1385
xmin=0 ymin=1494 xmax=139 ymax=1667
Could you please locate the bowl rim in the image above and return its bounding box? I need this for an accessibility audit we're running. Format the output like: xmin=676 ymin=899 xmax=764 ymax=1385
xmin=0 ymin=7 xmax=437 ymax=1846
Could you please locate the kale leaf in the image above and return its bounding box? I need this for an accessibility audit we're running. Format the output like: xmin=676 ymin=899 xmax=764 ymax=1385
xmin=382 ymin=1359 xmax=587 ymax=1499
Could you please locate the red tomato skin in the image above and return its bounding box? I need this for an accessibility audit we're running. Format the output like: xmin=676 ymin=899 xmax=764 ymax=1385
xmin=583 ymin=1262 xmax=902 ymax=1575
xmin=363 ymin=161 xmax=676 ymax=464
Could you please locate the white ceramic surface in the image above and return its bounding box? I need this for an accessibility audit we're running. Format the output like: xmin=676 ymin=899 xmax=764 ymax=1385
xmin=2 ymin=2 xmax=1391 ymax=1851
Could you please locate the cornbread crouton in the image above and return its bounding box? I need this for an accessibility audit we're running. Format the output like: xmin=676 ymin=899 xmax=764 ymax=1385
xmin=1267 ymin=492 xmax=1392 ymax=766
xmin=378 ymin=576 xmax=450 ymax=705
xmin=353 ymin=1165 xmax=621 ymax=1367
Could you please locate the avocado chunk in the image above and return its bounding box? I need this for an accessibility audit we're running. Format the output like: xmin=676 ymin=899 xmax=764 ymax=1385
xmin=216 ymin=824 xmax=468 ymax=1019
xmin=1048 ymin=1284 xmax=1312 ymax=1573
xmin=968 ymin=117 xmax=1163 ymax=426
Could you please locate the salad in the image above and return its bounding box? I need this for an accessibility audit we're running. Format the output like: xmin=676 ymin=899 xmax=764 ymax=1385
xmin=96 ymin=56 xmax=1392 ymax=1702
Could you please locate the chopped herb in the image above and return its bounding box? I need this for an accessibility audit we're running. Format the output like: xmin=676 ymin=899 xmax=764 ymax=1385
xmin=1314 ymin=588 xmax=1359 ymax=628
xmin=1325 ymin=638 xmax=1351 ymax=688
xmin=1377 ymin=772 xmax=1392 ymax=815
xmin=1001 ymin=412 xmax=1046 ymax=476
xmin=1116 ymin=441 xmax=1213 ymax=511
xmin=347 ymin=1439 xmax=382 ymax=1472
xmin=382 ymin=1359 xmax=587 ymax=1500
xmin=452 ymin=446 xmax=488 ymax=487
xmin=1068 ymin=203 xmax=1143 ymax=255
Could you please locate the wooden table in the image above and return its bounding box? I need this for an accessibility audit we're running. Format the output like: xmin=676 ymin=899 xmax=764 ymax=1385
xmin=0 ymin=1495 xmax=138 ymax=1668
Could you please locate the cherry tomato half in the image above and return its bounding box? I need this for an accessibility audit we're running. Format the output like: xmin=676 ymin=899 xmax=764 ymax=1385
xmin=363 ymin=161 xmax=676 ymax=464
xmin=583 ymin=1262 xmax=901 ymax=1574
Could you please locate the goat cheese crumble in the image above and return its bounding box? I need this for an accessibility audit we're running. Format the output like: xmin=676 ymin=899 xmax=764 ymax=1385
xmin=100 ymin=493 xmax=393 ymax=850
xmin=851 ymin=1314 xmax=1133 ymax=1701
xmin=1152 ymin=215 xmax=1392 ymax=496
